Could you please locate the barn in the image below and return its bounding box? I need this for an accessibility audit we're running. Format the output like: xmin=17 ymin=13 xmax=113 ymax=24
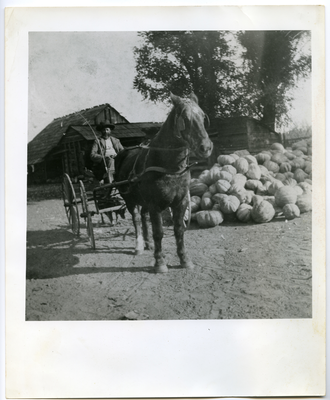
xmin=27 ymin=104 xmax=162 ymax=183
xmin=209 ymin=116 xmax=283 ymax=160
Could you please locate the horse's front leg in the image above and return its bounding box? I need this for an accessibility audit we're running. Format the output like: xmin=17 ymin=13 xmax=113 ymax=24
xmin=131 ymin=205 xmax=144 ymax=255
xmin=141 ymin=206 xmax=152 ymax=251
xmin=149 ymin=208 xmax=167 ymax=273
xmin=171 ymin=200 xmax=194 ymax=271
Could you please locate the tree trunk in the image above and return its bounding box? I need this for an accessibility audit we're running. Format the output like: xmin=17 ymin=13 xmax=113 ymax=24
xmin=261 ymin=102 xmax=276 ymax=132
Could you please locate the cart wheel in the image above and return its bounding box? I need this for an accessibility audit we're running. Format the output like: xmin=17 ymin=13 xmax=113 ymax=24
xmin=62 ymin=173 xmax=80 ymax=235
xmin=79 ymin=180 xmax=96 ymax=250
xmin=183 ymin=191 xmax=191 ymax=230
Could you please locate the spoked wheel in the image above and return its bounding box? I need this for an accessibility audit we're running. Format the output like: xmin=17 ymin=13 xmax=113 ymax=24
xmin=183 ymin=191 xmax=192 ymax=230
xmin=79 ymin=180 xmax=96 ymax=250
xmin=62 ymin=173 xmax=80 ymax=235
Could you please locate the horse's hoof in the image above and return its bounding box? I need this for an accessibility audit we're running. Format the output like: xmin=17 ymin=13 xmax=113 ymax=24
xmin=135 ymin=249 xmax=144 ymax=256
xmin=155 ymin=264 xmax=168 ymax=273
xmin=183 ymin=261 xmax=195 ymax=271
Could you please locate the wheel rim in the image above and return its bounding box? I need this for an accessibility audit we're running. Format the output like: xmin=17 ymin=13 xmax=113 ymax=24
xmin=62 ymin=173 xmax=80 ymax=235
xmin=79 ymin=180 xmax=96 ymax=249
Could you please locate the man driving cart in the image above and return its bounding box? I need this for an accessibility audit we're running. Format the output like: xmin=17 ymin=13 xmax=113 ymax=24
xmin=90 ymin=120 xmax=124 ymax=183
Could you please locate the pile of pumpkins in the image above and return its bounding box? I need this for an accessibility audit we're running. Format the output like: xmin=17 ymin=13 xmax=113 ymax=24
xmin=190 ymin=140 xmax=312 ymax=228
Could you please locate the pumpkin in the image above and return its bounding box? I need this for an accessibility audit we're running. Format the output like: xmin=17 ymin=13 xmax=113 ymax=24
xmin=196 ymin=210 xmax=224 ymax=228
xmin=191 ymin=212 xmax=197 ymax=222
xmin=256 ymin=184 xmax=268 ymax=196
xmin=294 ymin=168 xmax=307 ymax=183
xmin=255 ymin=152 xmax=271 ymax=164
xmin=251 ymin=200 xmax=276 ymax=223
xmin=244 ymin=180 xmax=262 ymax=192
xmin=296 ymin=193 xmax=312 ymax=213
xmin=245 ymin=179 xmax=263 ymax=192
xmin=227 ymin=183 xmax=243 ymax=195
xmin=218 ymin=170 xmax=233 ymax=182
xmin=198 ymin=169 xmax=213 ymax=186
xmin=234 ymin=149 xmax=250 ymax=157
xmin=271 ymin=142 xmax=285 ymax=153
xmin=246 ymin=163 xmax=261 ymax=180
xmin=245 ymin=190 xmax=254 ymax=204
xmin=259 ymin=165 xmax=270 ymax=177
xmin=274 ymin=186 xmax=297 ymax=207
xmin=190 ymin=181 xmax=208 ymax=197
xmin=263 ymin=160 xmax=280 ymax=174
xmin=283 ymin=178 xmax=297 ymax=187
xmin=293 ymin=149 xmax=305 ymax=157
xmin=215 ymin=179 xmax=231 ymax=194
xmin=231 ymin=173 xmax=247 ymax=187
xmin=243 ymin=155 xmax=258 ymax=165
xmin=217 ymin=155 xmax=235 ymax=166
xmin=298 ymin=182 xmax=312 ymax=193
xmin=208 ymin=184 xmax=218 ymax=195
xmin=191 ymin=196 xmax=201 ymax=206
xmin=252 ymin=195 xmax=264 ymax=206
xmin=293 ymin=186 xmax=304 ymax=197
xmin=284 ymin=151 xmax=296 ymax=160
xmin=222 ymin=164 xmax=237 ymax=176
xmin=304 ymin=161 xmax=312 ymax=175
xmin=263 ymin=196 xmax=276 ymax=207
xmin=202 ymin=191 xmax=213 ymax=199
xmin=200 ymin=196 xmax=214 ymax=210
xmin=283 ymin=171 xmax=294 ymax=179
xmin=271 ymin=152 xmax=287 ymax=164
xmin=212 ymin=203 xmax=222 ymax=212
xmin=209 ymin=165 xmax=223 ymax=183
xmin=263 ymin=181 xmax=272 ymax=192
xmin=190 ymin=200 xmax=200 ymax=213
xmin=274 ymin=173 xmax=286 ymax=182
xmin=212 ymin=193 xmax=228 ymax=204
xmin=283 ymin=204 xmax=301 ymax=220
xmin=229 ymin=153 xmax=240 ymax=161
xmin=305 ymin=178 xmax=312 ymax=185
xmin=236 ymin=203 xmax=253 ymax=223
xmin=219 ymin=195 xmax=240 ymax=214
xmin=292 ymin=140 xmax=307 ymax=150
xmin=290 ymin=158 xmax=305 ymax=171
xmin=232 ymin=189 xmax=249 ymax=204
xmin=267 ymin=180 xmax=284 ymax=195
xmin=279 ymin=162 xmax=292 ymax=173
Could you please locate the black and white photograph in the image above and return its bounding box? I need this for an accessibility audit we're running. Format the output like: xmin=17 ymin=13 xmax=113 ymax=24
xmin=26 ymin=29 xmax=313 ymax=321
xmin=5 ymin=5 xmax=326 ymax=399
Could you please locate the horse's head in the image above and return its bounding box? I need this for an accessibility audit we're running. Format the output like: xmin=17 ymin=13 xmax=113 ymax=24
xmin=170 ymin=92 xmax=213 ymax=158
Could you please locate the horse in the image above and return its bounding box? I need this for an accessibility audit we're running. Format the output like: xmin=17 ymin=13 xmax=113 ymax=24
xmin=115 ymin=92 xmax=213 ymax=273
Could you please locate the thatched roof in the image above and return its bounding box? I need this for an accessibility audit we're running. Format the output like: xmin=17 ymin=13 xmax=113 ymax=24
xmin=28 ymin=104 xmax=129 ymax=165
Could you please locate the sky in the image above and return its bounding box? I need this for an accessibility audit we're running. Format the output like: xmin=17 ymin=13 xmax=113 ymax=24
xmin=28 ymin=31 xmax=312 ymax=142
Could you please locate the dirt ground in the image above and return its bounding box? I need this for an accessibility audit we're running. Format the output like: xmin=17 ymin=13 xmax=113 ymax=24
xmin=26 ymin=188 xmax=312 ymax=321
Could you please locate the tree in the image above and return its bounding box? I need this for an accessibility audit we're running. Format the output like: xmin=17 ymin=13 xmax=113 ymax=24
xmin=236 ymin=30 xmax=311 ymax=131
xmin=133 ymin=31 xmax=241 ymax=119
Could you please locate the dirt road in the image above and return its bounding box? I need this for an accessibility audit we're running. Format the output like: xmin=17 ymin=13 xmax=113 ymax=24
xmin=26 ymin=198 xmax=312 ymax=321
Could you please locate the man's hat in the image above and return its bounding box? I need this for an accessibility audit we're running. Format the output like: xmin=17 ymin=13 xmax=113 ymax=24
xmin=96 ymin=119 xmax=115 ymax=131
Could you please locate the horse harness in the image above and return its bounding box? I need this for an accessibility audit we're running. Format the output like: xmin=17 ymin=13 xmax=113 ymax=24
xmin=118 ymin=143 xmax=197 ymax=194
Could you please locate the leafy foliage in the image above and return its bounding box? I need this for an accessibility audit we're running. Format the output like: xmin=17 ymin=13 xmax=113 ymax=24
xmin=133 ymin=30 xmax=311 ymax=128
xmin=133 ymin=31 xmax=242 ymax=118
xmin=236 ymin=30 xmax=311 ymax=129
